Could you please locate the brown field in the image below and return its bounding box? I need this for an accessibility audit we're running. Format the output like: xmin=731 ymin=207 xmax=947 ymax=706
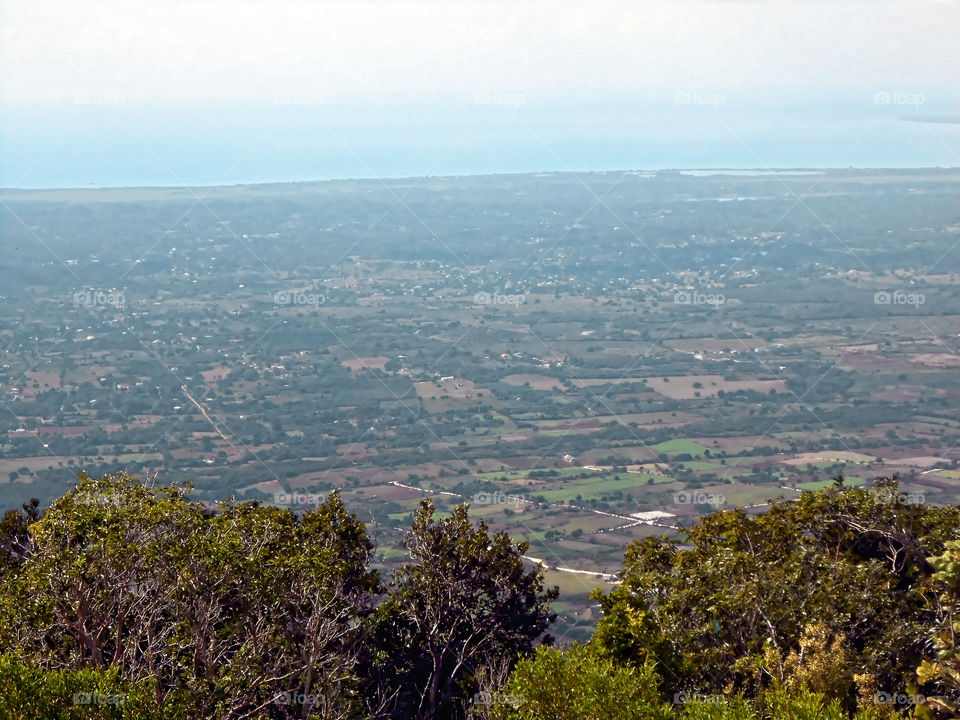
xmin=414 ymin=378 xmax=483 ymax=413
xmin=538 ymin=411 xmax=699 ymax=433
xmin=337 ymin=443 xmax=379 ymax=459
xmin=363 ymin=484 xmax=423 ymax=502
xmin=502 ymin=373 xmax=565 ymax=391
xmin=539 ymin=419 xmax=603 ymax=431
xmin=0 ymin=451 xmax=164 ymax=480
xmin=62 ymin=365 xmax=114 ymax=385
xmin=833 ymin=343 xmax=880 ymax=353
xmin=341 ymin=356 xmax=390 ymax=373
xmin=909 ymin=353 xmax=960 ymax=369
xmin=109 ymin=414 xmax=165 ymax=429
xmin=775 ymin=335 xmax=849 ymax=347
xmin=0 ymin=457 xmax=62 ymax=476
xmin=246 ymin=479 xmax=285 ymax=495
xmin=874 ymin=390 xmax=920 ymax=402
xmin=201 ymin=366 xmax=232 ymax=382
xmin=833 ymin=353 xmax=903 ymax=371
xmin=891 ymin=456 xmax=952 ymax=468
xmin=35 ymin=426 xmax=94 ymax=436
xmin=647 ymin=375 xmax=786 ymax=400
xmin=20 ymin=371 xmax=61 ymax=398
xmin=667 ymin=337 xmax=767 ymax=353
xmin=570 ymin=377 xmax=649 ymax=388
xmin=552 ymin=514 xmax=631 ymax=534
xmin=286 ymin=462 xmax=455 ymax=490
xmin=782 ymin=450 xmax=876 ymax=466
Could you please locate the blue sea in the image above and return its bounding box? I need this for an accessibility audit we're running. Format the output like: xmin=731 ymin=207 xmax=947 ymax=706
xmin=2 ymin=94 xmax=958 ymax=188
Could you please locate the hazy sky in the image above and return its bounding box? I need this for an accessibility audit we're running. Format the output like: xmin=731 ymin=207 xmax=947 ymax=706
xmin=2 ymin=0 xmax=958 ymax=104
xmin=1 ymin=0 xmax=958 ymax=186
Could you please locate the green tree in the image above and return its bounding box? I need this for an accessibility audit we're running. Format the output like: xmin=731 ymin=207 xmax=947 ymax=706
xmin=0 ymin=472 xmax=378 ymax=719
xmin=0 ymin=653 xmax=184 ymax=719
xmin=489 ymin=643 xmax=670 ymax=720
xmin=917 ymin=539 xmax=960 ymax=715
xmin=373 ymin=498 xmax=558 ymax=720
xmin=591 ymin=480 xmax=960 ymax=707
xmin=0 ymin=497 xmax=40 ymax=576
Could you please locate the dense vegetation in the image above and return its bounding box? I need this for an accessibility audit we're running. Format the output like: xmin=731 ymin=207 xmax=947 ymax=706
xmin=3 ymin=473 xmax=960 ymax=718
xmin=0 ymin=472 xmax=554 ymax=719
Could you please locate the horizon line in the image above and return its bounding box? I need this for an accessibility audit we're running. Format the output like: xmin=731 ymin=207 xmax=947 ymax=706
xmin=4 ymin=165 xmax=959 ymax=194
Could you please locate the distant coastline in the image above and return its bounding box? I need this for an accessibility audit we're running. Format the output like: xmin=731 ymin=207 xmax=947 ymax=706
xmin=3 ymin=166 xmax=960 ymax=198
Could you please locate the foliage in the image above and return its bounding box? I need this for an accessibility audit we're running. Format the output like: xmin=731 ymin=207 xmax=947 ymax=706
xmin=0 ymin=473 xmax=559 ymax=719
xmin=487 ymin=646 xmax=902 ymax=720
xmin=371 ymin=498 xmax=558 ymax=720
xmin=763 ymin=623 xmax=855 ymax=705
xmin=917 ymin=539 xmax=960 ymax=716
xmin=591 ymin=479 xmax=960 ymax=708
xmin=0 ymin=497 xmax=39 ymax=575
xmin=0 ymin=472 xmax=378 ymax=719
xmin=4 ymin=473 xmax=959 ymax=719
xmin=488 ymin=642 xmax=670 ymax=720
xmin=0 ymin=654 xmax=183 ymax=719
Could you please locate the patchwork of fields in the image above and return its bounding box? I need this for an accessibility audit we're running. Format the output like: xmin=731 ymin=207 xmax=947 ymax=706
xmin=3 ymin=169 xmax=960 ymax=640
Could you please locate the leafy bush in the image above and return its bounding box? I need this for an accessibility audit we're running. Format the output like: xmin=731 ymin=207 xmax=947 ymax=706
xmin=0 ymin=654 xmax=183 ymax=719
xmin=489 ymin=642 xmax=670 ymax=720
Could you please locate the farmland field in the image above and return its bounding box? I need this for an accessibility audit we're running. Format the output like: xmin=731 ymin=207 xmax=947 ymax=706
xmin=4 ymin=168 xmax=960 ymax=632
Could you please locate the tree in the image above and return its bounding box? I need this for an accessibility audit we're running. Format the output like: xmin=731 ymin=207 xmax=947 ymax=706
xmin=917 ymin=539 xmax=960 ymax=716
xmin=0 ymin=472 xmax=379 ymax=719
xmin=372 ymin=499 xmax=558 ymax=720
xmin=591 ymin=480 xmax=960 ymax=707
xmin=490 ymin=643 xmax=670 ymax=720
xmin=0 ymin=497 xmax=40 ymax=575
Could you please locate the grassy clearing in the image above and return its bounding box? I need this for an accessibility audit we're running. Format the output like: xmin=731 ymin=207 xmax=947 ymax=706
xmin=535 ymin=473 xmax=672 ymax=502
xmin=652 ymin=439 xmax=710 ymax=457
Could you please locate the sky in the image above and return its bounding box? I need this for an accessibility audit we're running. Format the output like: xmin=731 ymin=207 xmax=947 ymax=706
xmin=1 ymin=0 xmax=959 ymax=187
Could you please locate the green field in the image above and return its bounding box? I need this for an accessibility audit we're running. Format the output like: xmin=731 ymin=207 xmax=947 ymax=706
xmin=652 ymin=439 xmax=710 ymax=457
xmin=535 ymin=473 xmax=673 ymax=502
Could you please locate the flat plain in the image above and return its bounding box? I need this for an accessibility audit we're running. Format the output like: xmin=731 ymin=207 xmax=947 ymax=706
xmin=3 ymin=168 xmax=960 ymax=639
